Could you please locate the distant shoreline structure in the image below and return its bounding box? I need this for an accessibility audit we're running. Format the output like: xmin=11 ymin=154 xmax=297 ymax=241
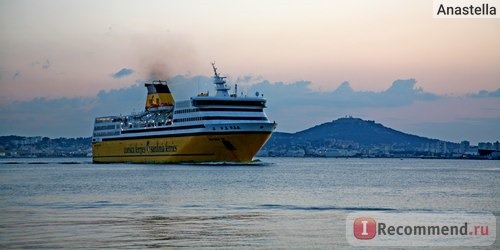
xmin=2 ymin=117 xmax=499 ymax=160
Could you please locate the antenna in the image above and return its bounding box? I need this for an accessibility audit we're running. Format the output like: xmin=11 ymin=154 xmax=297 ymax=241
xmin=211 ymin=62 xmax=219 ymax=77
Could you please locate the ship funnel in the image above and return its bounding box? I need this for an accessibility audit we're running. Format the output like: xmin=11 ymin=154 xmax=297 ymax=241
xmin=144 ymin=80 xmax=175 ymax=110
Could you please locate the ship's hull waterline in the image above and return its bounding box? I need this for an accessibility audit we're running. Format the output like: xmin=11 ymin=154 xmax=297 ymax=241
xmin=92 ymin=131 xmax=272 ymax=163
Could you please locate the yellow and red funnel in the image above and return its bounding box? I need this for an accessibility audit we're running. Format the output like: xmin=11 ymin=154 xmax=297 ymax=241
xmin=144 ymin=80 xmax=175 ymax=110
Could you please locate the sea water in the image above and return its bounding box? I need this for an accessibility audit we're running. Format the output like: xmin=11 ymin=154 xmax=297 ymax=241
xmin=0 ymin=158 xmax=498 ymax=248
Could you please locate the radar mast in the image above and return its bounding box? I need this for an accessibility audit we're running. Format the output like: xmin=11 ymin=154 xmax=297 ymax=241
xmin=211 ymin=62 xmax=230 ymax=97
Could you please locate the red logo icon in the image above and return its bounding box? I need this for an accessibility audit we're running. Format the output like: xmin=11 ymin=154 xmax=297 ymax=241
xmin=353 ymin=217 xmax=376 ymax=239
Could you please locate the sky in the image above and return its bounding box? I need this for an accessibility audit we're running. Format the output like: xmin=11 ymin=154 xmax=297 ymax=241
xmin=0 ymin=0 xmax=499 ymax=144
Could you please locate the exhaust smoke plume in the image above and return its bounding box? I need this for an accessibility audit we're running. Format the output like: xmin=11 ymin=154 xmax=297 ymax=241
xmin=148 ymin=61 xmax=170 ymax=80
xmin=131 ymin=31 xmax=200 ymax=82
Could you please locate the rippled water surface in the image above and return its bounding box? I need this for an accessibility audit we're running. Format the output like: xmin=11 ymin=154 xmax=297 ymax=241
xmin=0 ymin=158 xmax=498 ymax=248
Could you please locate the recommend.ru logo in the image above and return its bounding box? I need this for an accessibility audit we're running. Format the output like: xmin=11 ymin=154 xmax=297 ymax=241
xmin=346 ymin=211 xmax=496 ymax=246
xmin=353 ymin=217 xmax=377 ymax=240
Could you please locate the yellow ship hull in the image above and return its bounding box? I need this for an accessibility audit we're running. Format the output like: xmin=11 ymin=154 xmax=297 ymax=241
xmin=92 ymin=132 xmax=272 ymax=163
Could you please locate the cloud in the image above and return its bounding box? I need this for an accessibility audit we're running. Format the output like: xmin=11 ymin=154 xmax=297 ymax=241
xmin=0 ymin=81 xmax=145 ymax=138
xmin=31 ymin=59 xmax=51 ymax=70
xmin=0 ymin=74 xmax=497 ymax=143
xmin=243 ymin=78 xmax=497 ymax=141
xmin=377 ymin=79 xmax=439 ymax=105
xmin=12 ymin=70 xmax=20 ymax=80
xmin=408 ymin=117 xmax=500 ymax=144
xmin=0 ymin=97 xmax=96 ymax=137
xmin=234 ymin=75 xmax=265 ymax=87
xmin=468 ymin=88 xmax=500 ymax=98
xmin=248 ymin=78 xmax=439 ymax=108
xmin=111 ymin=68 xmax=134 ymax=79
xmin=0 ymin=75 xmax=209 ymax=137
xmin=167 ymin=75 xmax=212 ymax=100
xmin=42 ymin=60 xmax=50 ymax=70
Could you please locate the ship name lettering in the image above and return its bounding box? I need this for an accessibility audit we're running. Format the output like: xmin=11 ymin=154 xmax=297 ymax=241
xmin=146 ymin=144 xmax=177 ymax=153
xmin=123 ymin=146 xmax=146 ymax=154
xmin=135 ymin=146 xmax=146 ymax=154
xmin=165 ymin=145 xmax=177 ymax=152
xmin=124 ymin=147 xmax=135 ymax=154
xmin=124 ymin=144 xmax=177 ymax=154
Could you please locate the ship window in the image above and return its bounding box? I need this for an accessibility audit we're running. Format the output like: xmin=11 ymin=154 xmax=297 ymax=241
xmin=94 ymin=125 xmax=117 ymax=130
xmin=174 ymin=108 xmax=199 ymax=114
xmin=193 ymin=100 xmax=265 ymax=107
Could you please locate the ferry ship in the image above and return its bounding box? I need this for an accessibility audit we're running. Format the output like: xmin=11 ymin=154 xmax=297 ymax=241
xmin=92 ymin=64 xmax=276 ymax=163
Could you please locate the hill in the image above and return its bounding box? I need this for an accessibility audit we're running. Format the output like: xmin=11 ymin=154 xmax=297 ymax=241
xmin=296 ymin=117 xmax=440 ymax=146
xmin=261 ymin=117 xmax=458 ymax=157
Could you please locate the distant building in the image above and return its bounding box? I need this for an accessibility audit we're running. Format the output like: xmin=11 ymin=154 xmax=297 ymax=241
xmin=478 ymin=142 xmax=493 ymax=150
xmin=459 ymin=141 xmax=470 ymax=153
xmin=12 ymin=136 xmax=42 ymax=146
